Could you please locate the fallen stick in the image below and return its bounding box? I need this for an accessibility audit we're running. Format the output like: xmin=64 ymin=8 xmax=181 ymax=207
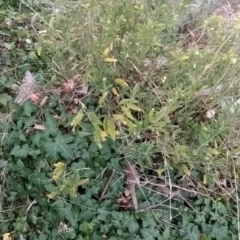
xmin=99 ymin=170 xmax=116 ymax=201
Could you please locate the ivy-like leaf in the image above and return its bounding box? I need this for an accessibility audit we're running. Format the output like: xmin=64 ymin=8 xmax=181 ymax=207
xmin=141 ymin=227 xmax=159 ymax=239
xmin=28 ymin=172 xmax=49 ymax=192
xmin=22 ymin=101 xmax=36 ymax=117
xmin=45 ymin=112 xmax=58 ymax=136
xmin=122 ymin=216 xmax=139 ymax=234
xmin=44 ymin=134 xmax=74 ymax=160
xmin=54 ymin=202 xmax=75 ymax=226
xmin=10 ymin=144 xmax=29 ymax=158
xmin=210 ymin=225 xmax=228 ymax=240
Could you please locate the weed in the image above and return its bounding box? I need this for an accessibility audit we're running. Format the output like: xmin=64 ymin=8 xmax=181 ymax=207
xmin=0 ymin=0 xmax=240 ymax=239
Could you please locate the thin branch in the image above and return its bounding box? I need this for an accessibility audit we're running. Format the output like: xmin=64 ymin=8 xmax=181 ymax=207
xmin=99 ymin=170 xmax=116 ymax=201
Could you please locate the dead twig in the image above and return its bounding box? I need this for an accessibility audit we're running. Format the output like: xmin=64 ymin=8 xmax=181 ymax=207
xmin=99 ymin=170 xmax=116 ymax=201
xmin=125 ymin=164 xmax=140 ymax=210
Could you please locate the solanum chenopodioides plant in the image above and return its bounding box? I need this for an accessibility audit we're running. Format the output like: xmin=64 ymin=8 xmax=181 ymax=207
xmin=47 ymin=162 xmax=89 ymax=199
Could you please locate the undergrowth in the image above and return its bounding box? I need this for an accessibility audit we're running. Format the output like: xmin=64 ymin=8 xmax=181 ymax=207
xmin=0 ymin=0 xmax=240 ymax=239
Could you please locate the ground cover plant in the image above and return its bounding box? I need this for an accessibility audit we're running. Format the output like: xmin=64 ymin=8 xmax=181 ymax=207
xmin=1 ymin=0 xmax=240 ymax=239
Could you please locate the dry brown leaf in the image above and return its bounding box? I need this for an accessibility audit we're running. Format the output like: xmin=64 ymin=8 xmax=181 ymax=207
xmin=124 ymin=189 xmax=131 ymax=197
xmin=33 ymin=124 xmax=47 ymax=131
xmin=63 ymin=79 xmax=75 ymax=93
xmin=15 ymin=71 xmax=40 ymax=105
xmin=116 ymin=195 xmax=131 ymax=208
xmin=79 ymin=85 xmax=88 ymax=94
xmin=25 ymin=127 xmax=34 ymax=135
xmin=40 ymin=96 xmax=49 ymax=107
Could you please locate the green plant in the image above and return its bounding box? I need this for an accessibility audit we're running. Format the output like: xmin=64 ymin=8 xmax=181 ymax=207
xmin=1 ymin=0 xmax=240 ymax=239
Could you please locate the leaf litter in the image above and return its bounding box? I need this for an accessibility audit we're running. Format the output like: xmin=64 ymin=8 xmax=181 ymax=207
xmin=14 ymin=71 xmax=41 ymax=106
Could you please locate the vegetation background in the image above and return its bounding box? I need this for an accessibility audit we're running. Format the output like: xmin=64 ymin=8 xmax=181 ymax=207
xmin=1 ymin=0 xmax=240 ymax=239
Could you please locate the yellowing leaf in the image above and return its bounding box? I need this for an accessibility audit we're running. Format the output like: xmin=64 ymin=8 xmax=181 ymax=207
xmin=53 ymin=162 xmax=66 ymax=180
xmin=204 ymin=64 xmax=211 ymax=72
xmin=36 ymin=45 xmax=42 ymax=56
xmin=103 ymin=43 xmax=113 ymax=57
xmin=49 ymin=17 xmax=55 ymax=29
xmin=207 ymin=148 xmax=220 ymax=156
xmin=3 ymin=233 xmax=12 ymax=240
xmin=179 ymin=55 xmax=189 ymax=61
xmin=203 ymin=174 xmax=208 ymax=185
xmin=148 ymin=109 xmax=155 ymax=122
xmin=119 ymin=99 xmax=138 ymax=105
xmin=109 ymin=42 xmax=113 ymax=51
xmin=182 ymin=164 xmax=191 ymax=176
xmin=126 ymin=103 xmax=143 ymax=112
xmin=103 ymin=47 xmax=110 ymax=58
xmin=112 ymin=87 xmax=119 ymax=96
xmin=93 ymin=128 xmax=106 ymax=148
xmin=104 ymin=57 xmax=118 ymax=63
xmin=126 ymin=119 xmax=136 ymax=133
xmin=47 ymin=190 xmax=59 ymax=200
xmin=112 ymin=114 xmax=125 ymax=121
xmin=88 ymin=113 xmax=102 ymax=126
xmin=156 ymin=168 xmax=165 ymax=177
xmin=103 ymin=116 xmax=117 ymax=140
xmin=121 ymin=106 xmax=135 ymax=120
xmin=81 ymin=3 xmax=90 ymax=8
xmin=77 ymin=178 xmax=89 ymax=186
xmin=71 ymin=109 xmax=84 ymax=132
xmin=69 ymin=187 xmax=78 ymax=198
xmin=43 ymin=39 xmax=53 ymax=45
xmin=100 ymin=130 xmax=108 ymax=141
xmin=115 ymin=78 xmax=128 ymax=87
xmin=99 ymin=92 xmax=108 ymax=106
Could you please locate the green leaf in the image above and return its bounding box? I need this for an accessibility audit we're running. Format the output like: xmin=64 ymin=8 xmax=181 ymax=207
xmin=44 ymin=134 xmax=74 ymax=160
xmin=182 ymin=223 xmax=201 ymax=240
xmin=122 ymin=216 xmax=139 ymax=234
xmin=210 ymin=225 xmax=228 ymax=240
xmin=3 ymin=42 xmax=15 ymax=50
xmin=23 ymin=101 xmax=36 ymax=117
xmin=141 ymin=227 xmax=159 ymax=239
xmin=45 ymin=112 xmax=58 ymax=136
xmin=49 ymin=16 xmax=55 ymax=29
xmin=10 ymin=144 xmax=29 ymax=158
xmin=54 ymin=202 xmax=75 ymax=226
xmin=28 ymin=172 xmax=48 ymax=192
xmin=0 ymin=93 xmax=10 ymax=106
